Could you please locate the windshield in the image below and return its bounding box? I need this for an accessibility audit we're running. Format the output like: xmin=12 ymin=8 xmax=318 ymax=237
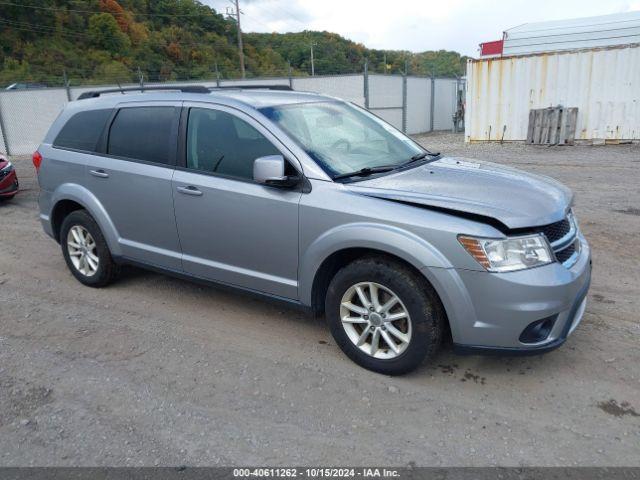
xmin=259 ymin=101 xmax=425 ymax=178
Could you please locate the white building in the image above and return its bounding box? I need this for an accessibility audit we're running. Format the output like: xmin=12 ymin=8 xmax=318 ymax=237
xmin=468 ymin=11 xmax=640 ymax=143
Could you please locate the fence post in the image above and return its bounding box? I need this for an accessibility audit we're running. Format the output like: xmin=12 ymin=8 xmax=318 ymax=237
xmin=430 ymin=73 xmax=435 ymax=132
xmin=137 ymin=66 xmax=144 ymax=90
xmin=288 ymin=61 xmax=293 ymax=89
xmin=402 ymin=60 xmax=408 ymax=133
xmin=63 ymin=70 xmax=72 ymax=102
xmin=0 ymin=97 xmax=10 ymax=156
xmin=452 ymin=77 xmax=459 ymax=133
xmin=363 ymin=59 xmax=369 ymax=110
xmin=215 ymin=62 xmax=221 ymax=87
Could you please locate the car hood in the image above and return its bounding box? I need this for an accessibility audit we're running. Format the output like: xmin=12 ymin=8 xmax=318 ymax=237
xmin=345 ymin=156 xmax=573 ymax=230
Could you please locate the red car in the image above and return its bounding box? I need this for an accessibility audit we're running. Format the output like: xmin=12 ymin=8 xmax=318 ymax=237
xmin=0 ymin=154 xmax=19 ymax=200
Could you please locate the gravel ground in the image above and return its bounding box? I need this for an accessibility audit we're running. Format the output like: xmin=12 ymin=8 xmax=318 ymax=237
xmin=0 ymin=132 xmax=639 ymax=466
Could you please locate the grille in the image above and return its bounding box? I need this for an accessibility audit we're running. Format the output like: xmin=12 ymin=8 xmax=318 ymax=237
xmin=555 ymin=243 xmax=576 ymax=263
xmin=539 ymin=218 xmax=571 ymax=244
xmin=532 ymin=214 xmax=579 ymax=267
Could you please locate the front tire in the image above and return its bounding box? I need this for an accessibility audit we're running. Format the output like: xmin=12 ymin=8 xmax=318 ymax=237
xmin=325 ymin=256 xmax=444 ymax=375
xmin=60 ymin=210 xmax=118 ymax=287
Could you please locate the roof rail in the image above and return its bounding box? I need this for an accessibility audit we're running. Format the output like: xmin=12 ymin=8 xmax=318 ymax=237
xmin=213 ymin=85 xmax=293 ymax=91
xmin=77 ymin=85 xmax=210 ymax=100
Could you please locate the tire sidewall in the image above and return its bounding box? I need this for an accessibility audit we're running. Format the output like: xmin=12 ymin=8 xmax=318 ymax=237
xmin=326 ymin=259 xmax=441 ymax=375
xmin=60 ymin=210 xmax=113 ymax=287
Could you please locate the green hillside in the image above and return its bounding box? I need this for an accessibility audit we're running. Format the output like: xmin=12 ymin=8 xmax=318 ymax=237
xmin=0 ymin=0 xmax=469 ymax=86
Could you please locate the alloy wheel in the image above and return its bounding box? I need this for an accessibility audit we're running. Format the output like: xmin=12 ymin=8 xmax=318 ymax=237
xmin=66 ymin=225 xmax=99 ymax=277
xmin=339 ymin=282 xmax=412 ymax=359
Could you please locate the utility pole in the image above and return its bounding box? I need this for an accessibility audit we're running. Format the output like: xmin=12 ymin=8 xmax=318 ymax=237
xmin=226 ymin=0 xmax=245 ymax=78
xmin=310 ymin=41 xmax=317 ymax=76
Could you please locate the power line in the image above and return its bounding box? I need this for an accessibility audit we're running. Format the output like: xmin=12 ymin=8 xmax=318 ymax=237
xmin=241 ymin=13 xmax=275 ymax=30
xmin=0 ymin=18 xmax=237 ymax=50
xmin=0 ymin=0 xmax=304 ymax=35
xmin=0 ymin=19 xmax=90 ymax=39
xmin=205 ymin=0 xmax=272 ymax=30
xmin=0 ymin=4 xmax=297 ymax=76
xmin=259 ymin=3 xmax=308 ymax=26
xmin=207 ymin=0 xmax=307 ymax=31
xmin=0 ymin=1 xmax=221 ymax=17
xmin=0 ymin=2 xmax=278 ymax=53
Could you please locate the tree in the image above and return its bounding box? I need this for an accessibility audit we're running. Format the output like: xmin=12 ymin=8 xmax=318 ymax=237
xmin=92 ymin=60 xmax=132 ymax=84
xmin=0 ymin=0 xmax=468 ymax=85
xmin=88 ymin=13 xmax=131 ymax=55
xmin=0 ymin=58 xmax=31 ymax=85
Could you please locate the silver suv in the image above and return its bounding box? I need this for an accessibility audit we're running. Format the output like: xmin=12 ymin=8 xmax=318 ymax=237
xmin=35 ymin=86 xmax=591 ymax=374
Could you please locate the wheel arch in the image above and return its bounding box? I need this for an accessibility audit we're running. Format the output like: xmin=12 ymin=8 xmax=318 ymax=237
xmin=50 ymin=184 xmax=121 ymax=256
xmin=309 ymin=246 xmax=453 ymax=341
xmin=300 ymin=222 xmax=453 ymax=316
xmin=51 ymin=199 xmax=84 ymax=242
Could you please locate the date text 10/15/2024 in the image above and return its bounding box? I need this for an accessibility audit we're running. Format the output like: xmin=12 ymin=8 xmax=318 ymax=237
xmin=233 ymin=468 xmax=400 ymax=478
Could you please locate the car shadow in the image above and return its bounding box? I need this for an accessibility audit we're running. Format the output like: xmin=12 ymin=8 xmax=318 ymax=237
xmin=111 ymin=265 xmax=576 ymax=381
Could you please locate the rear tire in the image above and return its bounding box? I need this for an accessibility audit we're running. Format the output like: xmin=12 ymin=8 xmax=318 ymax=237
xmin=325 ymin=256 xmax=444 ymax=375
xmin=60 ymin=210 xmax=118 ymax=287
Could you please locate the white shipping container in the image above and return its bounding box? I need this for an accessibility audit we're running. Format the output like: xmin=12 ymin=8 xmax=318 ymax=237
xmin=503 ymin=11 xmax=640 ymax=56
xmin=465 ymin=44 xmax=640 ymax=142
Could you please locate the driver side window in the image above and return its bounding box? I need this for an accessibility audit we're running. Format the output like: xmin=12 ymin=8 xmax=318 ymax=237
xmin=186 ymin=108 xmax=280 ymax=180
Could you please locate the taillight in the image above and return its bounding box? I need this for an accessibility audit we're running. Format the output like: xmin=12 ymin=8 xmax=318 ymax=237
xmin=32 ymin=150 xmax=43 ymax=172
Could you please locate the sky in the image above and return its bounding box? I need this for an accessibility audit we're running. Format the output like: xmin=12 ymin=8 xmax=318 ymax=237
xmin=203 ymin=0 xmax=640 ymax=57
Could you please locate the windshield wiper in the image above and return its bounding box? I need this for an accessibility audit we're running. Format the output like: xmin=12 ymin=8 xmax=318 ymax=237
xmin=410 ymin=151 xmax=441 ymax=162
xmin=391 ymin=151 xmax=441 ymax=170
xmin=333 ymin=152 xmax=442 ymax=181
xmin=333 ymin=165 xmax=396 ymax=180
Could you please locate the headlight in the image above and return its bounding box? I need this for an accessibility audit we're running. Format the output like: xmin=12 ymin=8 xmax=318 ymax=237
xmin=0 ymin=161 xmax=13 ymax=173
xmin=459 ymin=234 xmax=553 ymax=272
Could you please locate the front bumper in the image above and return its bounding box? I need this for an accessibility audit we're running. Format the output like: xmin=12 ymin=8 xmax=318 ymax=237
xmin=453 ymin=275 xmax=590 ymax=356
xmin=426 ymin=235 xmax=592 ymax=354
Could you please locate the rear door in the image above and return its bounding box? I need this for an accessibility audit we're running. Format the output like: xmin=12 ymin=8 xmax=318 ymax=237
xmin=172 ymin=103 xmax=302 ymax=299
xmin=86 ymin=101 xmax=182 ymax=270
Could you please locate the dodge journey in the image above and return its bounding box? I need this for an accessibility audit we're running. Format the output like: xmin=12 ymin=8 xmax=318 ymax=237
xmin=35 ymin=86 xmax=591 ymax=374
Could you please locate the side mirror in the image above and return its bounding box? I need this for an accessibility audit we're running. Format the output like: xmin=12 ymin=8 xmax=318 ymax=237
xmin=253 ymin=155 xmax=300 ymax=188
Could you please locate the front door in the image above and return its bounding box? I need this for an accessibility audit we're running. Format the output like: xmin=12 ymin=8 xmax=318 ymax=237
xmin=172 ymin=104 xmax=302 ymax=299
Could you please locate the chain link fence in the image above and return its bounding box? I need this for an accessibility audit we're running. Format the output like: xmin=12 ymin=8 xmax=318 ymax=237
xmin=0 ymin=68 xmax=464 ymax=156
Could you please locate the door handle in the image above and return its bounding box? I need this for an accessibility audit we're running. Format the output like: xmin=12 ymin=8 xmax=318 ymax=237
xmin=176 ymin=185 xmax=203 ymax=196
xmin=90 ymin=169 xmax=109 ymax=178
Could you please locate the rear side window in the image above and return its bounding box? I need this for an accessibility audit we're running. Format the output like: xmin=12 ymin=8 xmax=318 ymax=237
xmin=53 ymin=109 xmax=111 ymax=152
xmin=107 ymin=107 xmax=178 ymax=165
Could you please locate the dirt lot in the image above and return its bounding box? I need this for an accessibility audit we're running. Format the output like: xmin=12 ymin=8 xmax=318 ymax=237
xmin=0 ymin=132 xmax=639 ymax=466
